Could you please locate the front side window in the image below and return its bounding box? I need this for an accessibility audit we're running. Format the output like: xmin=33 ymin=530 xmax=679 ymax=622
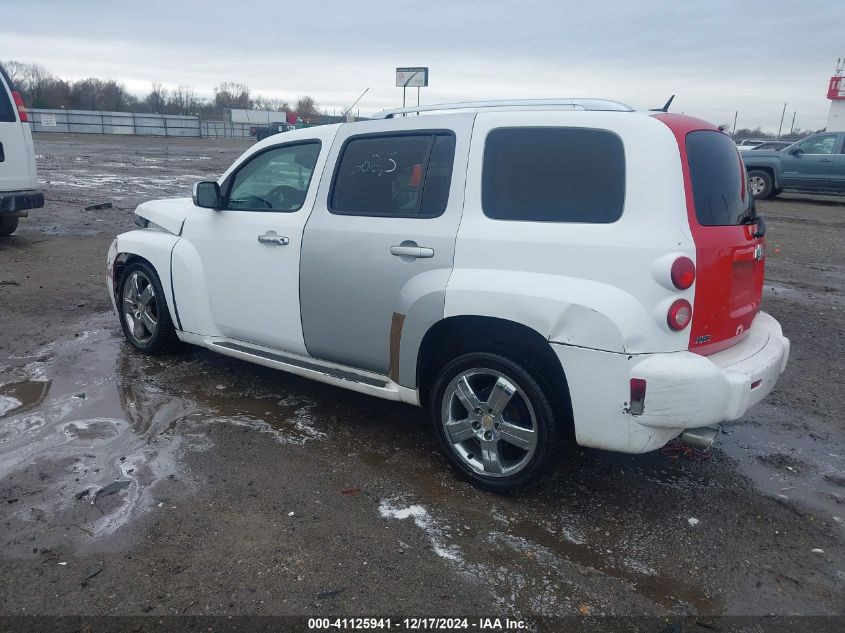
xmin=797 ymin=134 xmax=837 ymax=155
xmin=686 ymin=130 xmax=751 ymax=226
xmin=226 ymin=141 xmax=320 ymax=212
xmin=330 ymin=133 xmax=455 ymax=217
xmin=481 ymin=127 xmax=625 ymax=223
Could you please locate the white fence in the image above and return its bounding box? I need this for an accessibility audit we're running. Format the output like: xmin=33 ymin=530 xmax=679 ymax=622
xmin=28 ymin=109 xmax=255 ymax=139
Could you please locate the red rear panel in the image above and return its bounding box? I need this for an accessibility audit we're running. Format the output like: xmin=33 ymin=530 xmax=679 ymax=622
xmin=654 ymin=114 xmax=765 ymax=355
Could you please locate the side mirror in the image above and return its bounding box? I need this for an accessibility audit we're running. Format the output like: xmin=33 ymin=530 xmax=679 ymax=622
xmin=193 ymin=181 xmax=221 ymax=209
xmin=787 ymin=146 xmax=803 ymax=156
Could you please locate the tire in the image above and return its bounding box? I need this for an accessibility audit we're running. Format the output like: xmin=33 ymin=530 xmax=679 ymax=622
xmin=117 ymin=261 xmax=178 ymax=354
xmin=0 ymin=216 xmax=19 ymax=236
xmin=748 ymin=169 xmax=774 ymax=200
xmin=430 ymin=351 xmax=563 ymax=493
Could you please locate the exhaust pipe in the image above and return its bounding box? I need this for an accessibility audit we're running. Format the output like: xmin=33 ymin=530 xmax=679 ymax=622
xmin=678 ymin=427 xmax=720 ymax=451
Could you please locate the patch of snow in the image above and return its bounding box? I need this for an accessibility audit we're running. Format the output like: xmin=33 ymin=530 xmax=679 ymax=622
xmin=378 ymin=498 xmax=463 ymax=562
xmin=0 ymin=396 xmax=22 ymax=416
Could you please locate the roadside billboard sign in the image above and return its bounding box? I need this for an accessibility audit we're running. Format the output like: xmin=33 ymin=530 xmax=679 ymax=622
xmin=396 ymin=67 xmax=429 ymax=88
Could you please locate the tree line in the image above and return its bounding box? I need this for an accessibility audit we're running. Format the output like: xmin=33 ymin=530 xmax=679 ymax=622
xmin=720 ymin=124 xmax=822 ymax=141
xmin=2 ymin=60 xmax=322 ymax=121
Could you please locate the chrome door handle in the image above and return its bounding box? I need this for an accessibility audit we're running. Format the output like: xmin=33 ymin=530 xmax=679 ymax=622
xmin=257 ymin=231 xmax=289 ymax=246
xmin=390 ymin=245 xmax=434 ymax=259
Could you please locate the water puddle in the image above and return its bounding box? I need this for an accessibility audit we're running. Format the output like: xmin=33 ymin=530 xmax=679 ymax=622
xmin=0 ymin=315 xmax=324 ymax=543
xmin=0 ymin=379 xmax=51 ymax=417
xmin=718 ymin=404 xmax=845 ymax=519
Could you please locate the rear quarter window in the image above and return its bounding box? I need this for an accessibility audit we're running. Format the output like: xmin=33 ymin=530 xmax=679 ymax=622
xmin=0 ymin=66 xmax=16 ymax=123
xmin=686 ymin=130 xmax=751 ymax=226
xmin=481 ymin=127 xmax=625 ymax=223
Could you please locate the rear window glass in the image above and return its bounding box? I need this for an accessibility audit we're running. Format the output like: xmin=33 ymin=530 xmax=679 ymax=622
xmin=686 ymin=130 xmax=752 ymax=226
xmin=0 ymin=67 xmax=15 ymax=123
xmin=481 ymin=127 xmax=625 ymax=223
xmin=330 ymin=133 xmax=455 ymax=217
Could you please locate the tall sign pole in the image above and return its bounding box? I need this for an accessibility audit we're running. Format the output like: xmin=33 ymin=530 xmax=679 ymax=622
xmin=396 ymin=67 xmax=429 ymax=115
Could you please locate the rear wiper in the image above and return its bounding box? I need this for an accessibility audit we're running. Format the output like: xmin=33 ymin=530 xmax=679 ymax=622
xmin=741 ymin=211 xmax=767 ymax=237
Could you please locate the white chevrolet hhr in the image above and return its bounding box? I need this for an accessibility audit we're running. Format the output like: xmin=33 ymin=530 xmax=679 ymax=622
xmin=107 ymin=99 xmax=789 ymax=491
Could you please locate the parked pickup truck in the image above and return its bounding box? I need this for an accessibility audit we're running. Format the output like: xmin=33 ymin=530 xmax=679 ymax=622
xmin=250 ymin=121 xmax=296 ymax=142
xmin=743 ymin=131 xmax=845 ymax=199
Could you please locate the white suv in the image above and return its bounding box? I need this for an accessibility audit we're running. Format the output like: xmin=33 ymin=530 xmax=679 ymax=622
xmin=107 ymin=99 xmax=790 ymax=491
xmin=0 ymin=65 xmax=43 ymax=236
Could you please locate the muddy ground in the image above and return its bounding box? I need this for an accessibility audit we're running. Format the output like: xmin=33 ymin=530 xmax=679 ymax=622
xmin=0 ymin=134 xmax=843 ymax=627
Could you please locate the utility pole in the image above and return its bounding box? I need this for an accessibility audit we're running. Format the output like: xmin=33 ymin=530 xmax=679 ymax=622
xmin=732 ymin=111 xmax=738 ymax=135
xmin=777 ymin=102 xmax=787 ymax=138
xmin=789 ymin=111 xmax=796 ymax=135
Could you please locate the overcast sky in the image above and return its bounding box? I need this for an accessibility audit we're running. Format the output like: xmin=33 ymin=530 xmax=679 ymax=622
xmin=3 ymin=0 xmax=843 ymax=131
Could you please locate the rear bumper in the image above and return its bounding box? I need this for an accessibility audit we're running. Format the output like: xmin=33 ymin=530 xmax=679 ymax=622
xmin=0 ymin=189 xmax=44 ymax=216
xmin=631 ymin=311 xmax=789 ymax=427
xmin=552 ymin=311 xmax=789 ymax=453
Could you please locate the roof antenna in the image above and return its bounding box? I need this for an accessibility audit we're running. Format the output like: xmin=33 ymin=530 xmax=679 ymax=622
xmin=342 ymin=88 xmax=369 ymax=120
xmin=650 ymin=95 xmax=675 ymax=112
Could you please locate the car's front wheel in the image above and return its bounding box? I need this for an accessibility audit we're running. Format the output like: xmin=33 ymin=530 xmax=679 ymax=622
xmin=430 ymin=352 xmax=563 ymax=492
xmin=0 ymin=216 xmax=19 ymax=236
xmin=748 ymin=169 xmax=775 ymax=200
xmin=118 ymin=261 xmax=178 ymax=353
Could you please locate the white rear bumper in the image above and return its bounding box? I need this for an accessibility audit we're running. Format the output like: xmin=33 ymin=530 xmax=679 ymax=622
xmin=552 ymin=311 xmax=789 ymax=453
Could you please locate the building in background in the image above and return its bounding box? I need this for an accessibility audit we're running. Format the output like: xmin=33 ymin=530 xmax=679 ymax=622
xmin=827 ymin=58 xmax=845 ymax=131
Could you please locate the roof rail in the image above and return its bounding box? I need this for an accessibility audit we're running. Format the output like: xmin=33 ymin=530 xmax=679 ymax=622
xmin=371 ymin=98 xmax=634 ymax=119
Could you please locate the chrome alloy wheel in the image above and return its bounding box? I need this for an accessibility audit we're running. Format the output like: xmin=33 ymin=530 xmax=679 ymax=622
xmin=121 ymin=271 xmax=158 ymax=344
xmin=748 ymin=175 xmax=766 ymax=197
xmin=440 ymin=369 xmax=538 ymax=478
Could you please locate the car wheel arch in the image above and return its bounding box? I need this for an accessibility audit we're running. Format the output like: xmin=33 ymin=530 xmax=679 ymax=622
xmin=415 ymin=315 xmax=574 ymax=436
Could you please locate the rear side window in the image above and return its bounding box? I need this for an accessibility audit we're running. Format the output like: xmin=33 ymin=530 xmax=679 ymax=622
xmin=482 ymin=127 xmax=625 ymax=223
xmin=0 ymin=67 xmax=16 ymax=123
xmin=686 ymin=130 xmax=752 ymax=226
xmin=331 ymin=132 xmax=455 ymax=217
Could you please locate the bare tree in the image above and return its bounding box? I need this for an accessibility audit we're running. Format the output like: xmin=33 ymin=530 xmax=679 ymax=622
xmin=295 ymin=96 xmax=319 ymax=122
xmin=170 ymin=84 xmax=196 ymax=114
xmin=214 ymin=82 xmax=251 ymax=111
xmin=1 ymin=60 xmax=28 ymax=86
xmin=144 ymin=81 xmax=168 ymax=113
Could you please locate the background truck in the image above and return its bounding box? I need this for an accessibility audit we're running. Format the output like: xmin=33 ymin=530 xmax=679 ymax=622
xmin=249 ymin=120 xmax=296 ymax=141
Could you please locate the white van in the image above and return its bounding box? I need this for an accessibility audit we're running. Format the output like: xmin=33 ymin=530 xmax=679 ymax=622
xmin=0 ymin=64 xmax=43 ymax=236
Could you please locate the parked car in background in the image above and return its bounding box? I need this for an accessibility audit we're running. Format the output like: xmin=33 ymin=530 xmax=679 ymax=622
xmin=0 ymin=64 xmax=43 ymax=236
xmin=749 ymin=140 xmax=792 ymax=151
xmin=250 ymin=121 xmax=296 ymax=142
xmin=743 ymin=132 xmax=845 ymax=199
xmin=735 ymin=138 xmax=768 ymax=151
xmin=107 ymin=99 xmax=788 ymax=491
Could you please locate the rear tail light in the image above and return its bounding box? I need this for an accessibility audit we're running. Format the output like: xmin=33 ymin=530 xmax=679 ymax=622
xmin=667 ymin=299 xmax=692 ymax=331
xmin=629 ymin=378 xmax=646 ymax=416
xmin=12 ymin=91 xmax=28 ymax=122
xmin=670 ymin=256 xmax=695 ymax=289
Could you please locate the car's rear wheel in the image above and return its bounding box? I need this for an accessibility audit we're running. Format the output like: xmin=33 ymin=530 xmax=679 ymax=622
xmin=0 ymin=216 xmax=19 ymax=236
xmin=430 ymin=352 xmax=562 ymax=492
xmin=748 ymin=169 xmax=774 ymax=200
xmin=118 ymin=261 xmax=178 ymax=354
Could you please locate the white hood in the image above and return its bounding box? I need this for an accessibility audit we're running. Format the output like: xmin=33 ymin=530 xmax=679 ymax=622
xmin=134 ymin=197 xmax=202 ymax=236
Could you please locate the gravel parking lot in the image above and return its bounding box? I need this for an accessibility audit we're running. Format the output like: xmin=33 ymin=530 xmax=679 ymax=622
xmin=0 ymin=134 xmax=843 ymax=625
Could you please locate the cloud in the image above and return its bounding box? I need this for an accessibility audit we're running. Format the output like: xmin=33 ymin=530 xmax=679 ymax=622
xmin=2 ymin=0 xmax=843 ymax=130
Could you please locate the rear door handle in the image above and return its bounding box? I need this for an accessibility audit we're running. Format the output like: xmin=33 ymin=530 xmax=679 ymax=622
xmin=390 ymin=244 xmax=434 ymax=259
xmin=257 ymin=231 xmax=289 ymax=246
